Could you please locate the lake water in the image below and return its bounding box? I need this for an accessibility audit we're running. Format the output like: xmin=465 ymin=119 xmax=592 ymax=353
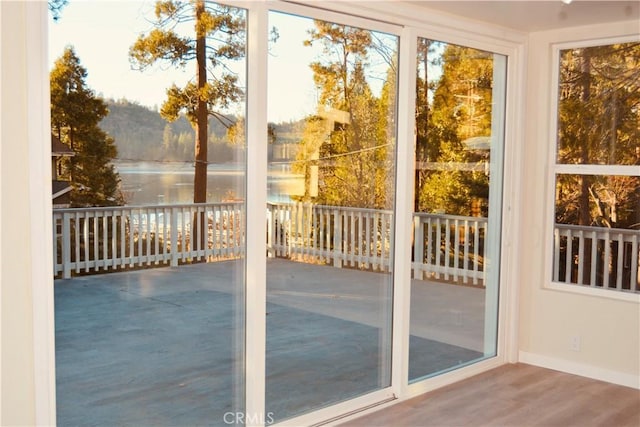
xmin=115 ymin=161 xmax=303 ymax=206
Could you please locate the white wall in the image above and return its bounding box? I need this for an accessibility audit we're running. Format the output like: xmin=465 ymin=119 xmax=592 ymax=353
xmin=518 ymin=20 xmax=640 ymax=389
xmin=1 ymin=2 xmax=55 ymax=425
xmin=1 ymin=2 xmax=37 ymax=424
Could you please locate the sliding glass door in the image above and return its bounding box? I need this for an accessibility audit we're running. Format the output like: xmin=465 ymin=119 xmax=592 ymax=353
xmin=51 ymin=2 xmax=247 ymax=425
xmin=50 ymin=3 xmax=511 ymax=425
xmin=265 ymin=9 xmax=399 ymax=422
xmin=409 ymin=38 xmax=506 ymax=381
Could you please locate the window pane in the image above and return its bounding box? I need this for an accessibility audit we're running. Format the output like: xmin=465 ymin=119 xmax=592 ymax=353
xmin=555 ymin=174 xmax=640 ymax=229
xmin=266 ymin=11 xmax=398 ymax=422
xmin=410 ymin=39 xmax=506 ymax=381
xmin=557 ymin=42 xmax=640 ymax=165
xmin=553 ymin=175 xmax=639 ymax=291
xmin=51 ymin=2 xmax=247 ymax=425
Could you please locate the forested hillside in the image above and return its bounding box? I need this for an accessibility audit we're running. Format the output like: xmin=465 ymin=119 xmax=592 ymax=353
xmin=100 ymin=99 xmax=303 ymax=163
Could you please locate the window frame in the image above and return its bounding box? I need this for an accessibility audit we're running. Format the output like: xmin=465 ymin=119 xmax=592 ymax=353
xmin=545 ymin=35 xmax=640 ymax=303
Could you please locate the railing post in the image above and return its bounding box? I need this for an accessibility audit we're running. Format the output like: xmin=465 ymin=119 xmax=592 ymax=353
xmin=62 ymin=212 xmax=72 ymax=279
xmin=52 ymin=214 xmax=58 ymax=275
xmin=333 ymin=208 xmax=342 ymax=268
xmin=266 ymin=204 xmax=274 ymax=258
xmin=170 ymin=206 xmax=179 ymax=267
xmin=413 ymin=215 xmax=424 ymax=280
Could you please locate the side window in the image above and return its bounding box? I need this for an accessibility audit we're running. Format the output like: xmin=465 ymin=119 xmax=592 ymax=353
xmin=552 ymin=41 xmax=640 ymax=294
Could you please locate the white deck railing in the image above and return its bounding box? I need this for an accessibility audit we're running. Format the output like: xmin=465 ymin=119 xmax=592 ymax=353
xmin=554 ymin=224 xmax=639 ymax=293
xmin=267 ymin=203 xmax=394 ymax=272
xmin=54 ymin=202 xmax=488 ymax=283
xmin=53 ymin=203 xmax=639 ymax=293
xmin=413 ymin=213 xmax=488 ymax=285
xmin=53 ymin=203 xmax=244 ymax=279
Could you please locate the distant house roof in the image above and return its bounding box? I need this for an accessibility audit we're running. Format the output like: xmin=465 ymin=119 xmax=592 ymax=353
xmin=52 ymin=180 xmax=72 ymax=199
xmin=52 ymin=135 xmax=75 ymax=156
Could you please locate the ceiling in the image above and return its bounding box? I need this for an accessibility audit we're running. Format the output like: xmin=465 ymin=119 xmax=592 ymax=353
xmin=408 ymin=1 xmax=640 ymax=32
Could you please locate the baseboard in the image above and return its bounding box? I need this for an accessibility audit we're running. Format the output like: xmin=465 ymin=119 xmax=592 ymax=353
xmin=519 ymin=351 xmax=639 ymax=389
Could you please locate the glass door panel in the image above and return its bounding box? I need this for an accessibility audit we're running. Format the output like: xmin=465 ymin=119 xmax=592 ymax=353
xmin=51 ymin=2 xmax=246 ymax=425
xmin=410 ymin=39 xmax=506 ymax=381
xmin=266 ymin=10 xmax=398 ymax=422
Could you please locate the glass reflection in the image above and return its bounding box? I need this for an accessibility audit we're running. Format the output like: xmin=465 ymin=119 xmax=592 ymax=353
xmin=557 ymin=42 xmax=640 ymax=166
xmin=553 ymin=174 xmax=639 ymax=291
xmin=410 ymin=39 xmax=505 ymax=381
xmin=266 ymin=11 xmax=398 ymax=422
xmin=51 ymin=2 xmax=247 ymax=425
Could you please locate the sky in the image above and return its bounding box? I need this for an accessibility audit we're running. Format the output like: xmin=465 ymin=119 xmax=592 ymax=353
xmin=48 ymin=1 xmax=326 ymax=123
xmin=48 ymin=1 xmax=402 ymax=124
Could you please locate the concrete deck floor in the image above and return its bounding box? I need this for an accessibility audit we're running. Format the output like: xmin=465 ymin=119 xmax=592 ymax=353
xmin=55 ymin=259 xmax=488 ymax=426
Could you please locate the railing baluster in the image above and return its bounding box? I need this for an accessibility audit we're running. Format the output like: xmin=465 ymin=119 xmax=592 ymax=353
xmin=603 ymin=230 xmax=611 ymax=288
xmin=79 ymin=212 xmax=86 ymax=273
xmin=577 ymin=230 xmax=584 ymax=285
xmin=426 ymin=216 xmax=432 ymax=279
xmin=225 ymin=205 xmax=231 ymax=258
xmin=631 ymin=234 xmax=639 ymax=292
xmin=102 ymin=212 xmax=108 ymax=270
xmin=463 ymin=219 xmax=470 ymax=284
xmin=318 ymin=207 xmax=324 ymax=262
xmin=302 ymin=203 xmax=308 ymax=259
xmin=444 ymin=218 xmax=451 ymax=281
xmin=373 ymin=212 xmax=379 ymax=271
xmin=180 ymin=207 xmax=187 ymax=263
xmin=53 ymin=213 xmax=59 ymax=275
xmin=313 ymin=205 xmax=319 ymax=260
xmin=414 ymin=216 xmax=423 ymax=280
xmin=91 ymin=212 xmax=98 ymax=271
xmin=473 ymin=219 xmax=480 ymax=286
xmin=63 ymin=212 xmax=71 ymax=279
xmin=365 ymin=211 xmax=371 ymax=269
xmin=163 ymin=207 xmax=169 ymax=262
xmin=129 ymin=210 xmax=135 ymax=267
xmin=565 ymin=228 xmax=573 ymax=284
xmin=111 ymin=211 xmax=117 ymax=269
xmin=120 ymin=209 xmax=126 ymax=269
xmin=435 ymin=217 xmax=442 ymax=280
xmin=615 ymin=232 xmax=624 ymax=291
xmin=145 ymin=209 xmax=151 ymax=266
xmin=153 ymin=208 xmax=159 ymax=264
xmin=170 ymin=207 xmax=177 ymax=266
xmin=590 ymin=230 xmax=597 ymax=287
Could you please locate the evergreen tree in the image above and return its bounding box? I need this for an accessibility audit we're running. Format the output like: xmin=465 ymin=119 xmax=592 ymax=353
xmin=129 ymin=0 xmax=245 ymax=204
xmin=556 ymin=42 xmax=640 ymax=228
xmin=50 ymin=47 xmax=122 ymax=207
xmin=417 ymin=43 xmax=494 ymax=216
xmin=415 ymin=39 xmax=439 ymax=211
xmin=304 ymin=21 xmax=397 ymax=209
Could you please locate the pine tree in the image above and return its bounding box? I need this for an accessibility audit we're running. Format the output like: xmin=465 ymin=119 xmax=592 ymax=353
xmin=304 ymin=21 xmax=396 ymax=209
xmin=129 ymin=0 xmax=245 ymax=204
xmin=50 ymin=47 xmax=122 ymax=207
xmin=417 ymin=43 xmax=494 ymax=216
xmin=556 ymin=42 xmax=640 ymax=228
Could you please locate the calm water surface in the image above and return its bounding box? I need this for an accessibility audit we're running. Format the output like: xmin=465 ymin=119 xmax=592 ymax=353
xmin=116 ymin=161 xmax=301 ymax=205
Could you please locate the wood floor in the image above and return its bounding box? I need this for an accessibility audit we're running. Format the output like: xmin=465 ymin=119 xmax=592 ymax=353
xmin=341 ymin=363 xmax=640 ymax=427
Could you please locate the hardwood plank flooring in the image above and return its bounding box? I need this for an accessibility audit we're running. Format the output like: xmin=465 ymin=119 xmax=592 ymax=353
xmin=340 ymin=363 xmax=640 ymax=427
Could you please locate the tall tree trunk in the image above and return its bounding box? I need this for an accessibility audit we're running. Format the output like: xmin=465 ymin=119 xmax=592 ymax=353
xmin=415 ymin=41 xmax=430 ymax=213
xmin=194 ymin=0 xmax=208 ymax=204
xmin=577 ymin=50 xmax=597 ymax=285
xmin=578 ymin=50 xmax=591 ymax=227
xmin=193 ymin=0 xmax=208 ymax=255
